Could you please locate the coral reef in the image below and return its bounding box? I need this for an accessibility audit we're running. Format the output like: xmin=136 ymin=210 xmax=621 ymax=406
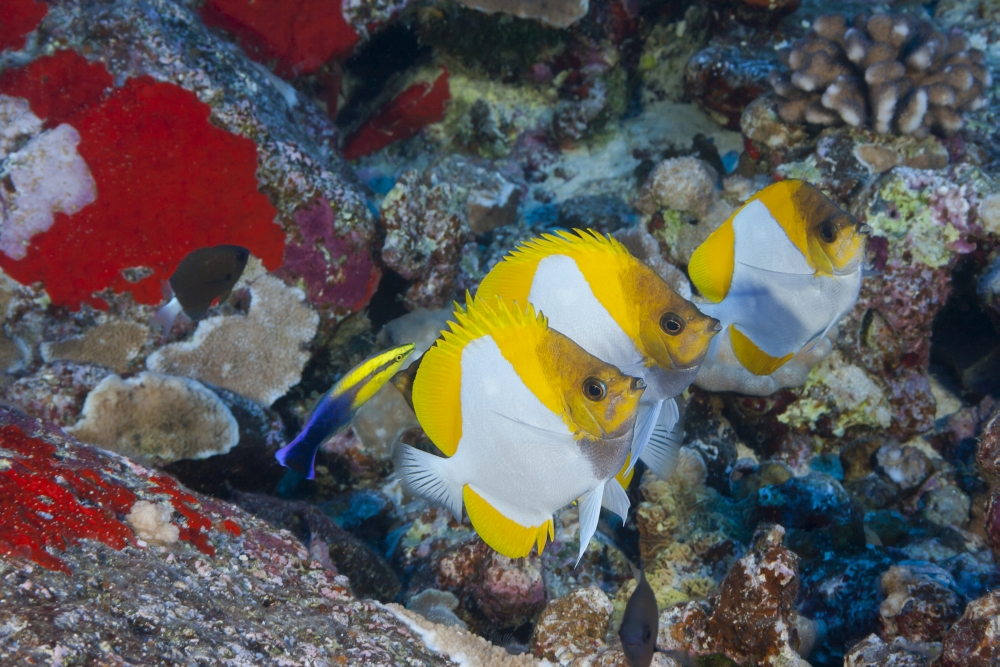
xmin=147 ymin=258 xmax=319 ymax=406
xmin=40 ymin=321 xmax=149 ymax=373
xmin=940 ymin=589 xmax=1000 ymax=667
xmin=530 ymin=586 xmax=613 ymax=663
xmin=771 ymin=13 xmax=990 ymax=136
xmin=66 ymin=372 xmax=240 ymax=466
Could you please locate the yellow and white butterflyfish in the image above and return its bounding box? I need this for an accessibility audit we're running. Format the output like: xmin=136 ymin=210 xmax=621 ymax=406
xmin=392 ymin=295 xmax=645 ymax=564
xmin=475 ymin=229 xmax=720 ymax=483
xmin=689 ymin=179 xmax=871 ymax=396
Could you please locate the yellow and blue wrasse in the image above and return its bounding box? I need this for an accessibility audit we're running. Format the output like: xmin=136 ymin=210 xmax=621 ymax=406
xmin=393 ymin=295 xmax=644 ymax=564
xmin=275 ymin=343 xmax=415 ymax=479
xmin=475 ymin=229 xmax=719 ymax=482
xmin=690 ymin=180 xmax=870 ymax=395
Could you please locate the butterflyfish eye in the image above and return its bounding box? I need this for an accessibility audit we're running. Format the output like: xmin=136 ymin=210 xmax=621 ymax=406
xmin=819 ymin=220 xmax=837 ymax=243
xmin=582 ymin=377 xmax=607 ymax=401
xmin=660 ymin=312 xmax=685 ymax=335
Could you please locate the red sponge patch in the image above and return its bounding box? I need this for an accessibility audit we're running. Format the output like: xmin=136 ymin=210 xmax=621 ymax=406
xmin=200 ymin=0 xmax=359 ymax=78
xmin=0 ymin=55 xmax=285 ymax=310
xmin=342 ymin=68 xmax=450 ymax=160
xmin=0 ymin=49 xmax=112 ymax=125
xmin=0 ymin=0 xmax=48 ymax=53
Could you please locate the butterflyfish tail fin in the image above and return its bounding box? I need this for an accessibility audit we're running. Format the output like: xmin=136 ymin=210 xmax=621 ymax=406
xmin=625 ymin=399 xmax=663 ymax=477
xmin=151 ymin=297 xmax=184 ymax=331
xmin=576 ymin=483 xmax=605 ymax=566
xmin=392 ymin=443 xmax=464 ymax=521
xmin=463 ymin=484 xmax=553 ymax=558
xmin=601 ymin=477 xmax=630 ymax=525
xmin=639 ymin=398 xmax=684 ymax=480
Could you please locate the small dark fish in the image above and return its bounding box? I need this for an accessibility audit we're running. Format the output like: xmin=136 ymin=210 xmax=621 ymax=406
xmin=152 ymin=245 xmax=249 ymax=329
xmin=620 ymin=567 xmax=658 ymax=667
xmin=275 ymin=344 xmax=415 ymax=479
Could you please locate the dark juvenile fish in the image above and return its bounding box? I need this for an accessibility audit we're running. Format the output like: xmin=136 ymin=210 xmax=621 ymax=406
xmin=620 ymin=567 xmax=658 ymax=667
xmin=152 ymin=245 xmax=250 ymax=330
xmin=170 ymin=245 xmax=250 ymax=320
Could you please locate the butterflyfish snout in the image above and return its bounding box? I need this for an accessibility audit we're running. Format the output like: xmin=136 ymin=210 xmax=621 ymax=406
xmin=393 ymin=296 xmax=641 ymax=564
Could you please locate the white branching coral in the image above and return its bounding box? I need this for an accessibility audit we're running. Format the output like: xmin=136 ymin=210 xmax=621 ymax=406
xmin=771 ymin=13 xmax=989 ymax=137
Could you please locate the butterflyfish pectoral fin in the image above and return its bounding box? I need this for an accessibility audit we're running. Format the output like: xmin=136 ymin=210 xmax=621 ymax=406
xmin=639 ymin=398 xmax=684 ymax=480
xmin=463 ymin=484 xmax=553 ymax=559
xmin=601 ymin=478 xmax=630 ymax=525
xmin=576 ymin=483 xmax=605 ymax=566
xmin=688 ymin=217 xmax=736 ymax=303
xmin=625 ymin=399 xmax=663 ymax=478
xmin=729 ymin=325 xmax=795 ymax=376
xmin=392 ymin=443 xmax=464 ymax=521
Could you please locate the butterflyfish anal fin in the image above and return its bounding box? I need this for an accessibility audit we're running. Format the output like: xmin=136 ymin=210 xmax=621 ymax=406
xmin=688 ymin=217 xmax=736 ymax=303
xmin=729 ymin=324 xmax=795 ymax=376
xmin=463 ymin=484 xmax=554 ymax=558
xmin=638 ymin=399 xmax=684 ymax=480
xmin=601 ymin=477 xmax=630 ymax=525
xmin=393 ymin=443 xmax=464 ymax=521
xmin=615 ymin=454 xmax=635 ymax=489
xmin=576 ymin=483 xmax=605 ymax=565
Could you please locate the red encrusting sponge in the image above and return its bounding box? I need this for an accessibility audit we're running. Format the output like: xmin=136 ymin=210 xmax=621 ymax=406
xmin=0 ymin=52 xmax=285 ymax=311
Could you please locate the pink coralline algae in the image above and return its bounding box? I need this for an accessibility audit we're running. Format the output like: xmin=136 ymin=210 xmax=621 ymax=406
xmin=277 ymin=198 xmax=380 ymax=312
xmin=0 ymin=0 xmax=47 ymax=53
xmin=0 ymin=51 xmax=285 ymax=310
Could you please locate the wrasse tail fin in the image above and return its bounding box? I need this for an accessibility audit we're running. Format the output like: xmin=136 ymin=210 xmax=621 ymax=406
xmin=576 ymin=482 xmax=605 ymax=566
xmin=392 ymin=443 xmax=464 ymax=521
xmin=274 ymin=430 xmax=324 ymax=480
xmin=601 ymin=477 xmax=630 ymax=525
xmin=639 ymin=399 xmax=684 ymax=480
xmin=464 ymin=484 xmax=553 ymax=558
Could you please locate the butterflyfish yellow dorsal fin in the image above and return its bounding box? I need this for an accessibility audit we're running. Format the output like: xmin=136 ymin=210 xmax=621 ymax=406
xmin=688 ymin=216 xmax=737 ymax=303
xmin=477 ymin=228 xmax=639 ymax=340
xmin=729 ymin=325 xmax=794 ymax=376
xmin=412 ymin=295 xmax=561 ymax=457
xmin=755 ymin=180 xmax=816 ymax=270
xmin=464 ymin=484 xmax=555 ymax=557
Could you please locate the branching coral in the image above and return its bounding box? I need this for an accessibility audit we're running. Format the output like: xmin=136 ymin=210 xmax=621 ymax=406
xmin=770 ymin=13 xmax=990 ymax=136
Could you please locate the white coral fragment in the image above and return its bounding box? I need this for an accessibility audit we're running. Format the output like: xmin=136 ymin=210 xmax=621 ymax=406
xmin=126 ymin=500 xmax=180 ymax=545
xmin=0 ymin=118 xmax=97 ymax=260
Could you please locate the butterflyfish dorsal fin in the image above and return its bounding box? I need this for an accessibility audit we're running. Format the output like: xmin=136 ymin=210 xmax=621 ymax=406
xmin=755 ymin=180 xmax=815 ymax=269
xmin=463 ymin=484 xmax=554 ymax=558
xmin=412 ymin=295 xmax=556 ymax=458
xmin=477 ymin=229 xmax=630 ymax=307
xmin=689 ymin=216 xmax=737 ymax=303
xmin=729 ymin=324 xmax=794 ymax=375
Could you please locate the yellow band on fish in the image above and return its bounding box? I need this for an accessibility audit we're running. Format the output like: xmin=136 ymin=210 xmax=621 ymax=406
xmin=729 ymin=325 xmax=794 ymax=376
xmin=464 ymin=484 xmax=554 ymax=558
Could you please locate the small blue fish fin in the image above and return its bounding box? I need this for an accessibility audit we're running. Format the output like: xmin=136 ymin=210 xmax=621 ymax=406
xmin=601 ymin=477 xmax=630 ymax=525
xmin=576 ymin=482 xmax=605 ymax=566
xmin=862 ymin=266 xmax=884 ymax=279
xmin=274 ymin=429 xmax=324 ymax=481
xmin=638 ymin=399 xmax=684 ymax=480
xmin=625 ymin=400 xmax=663 ymax=477
xmin=151 ymin=297 xmax=184 ymax=331
xmin=392 ymin=443 xmax=463 ymax=521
